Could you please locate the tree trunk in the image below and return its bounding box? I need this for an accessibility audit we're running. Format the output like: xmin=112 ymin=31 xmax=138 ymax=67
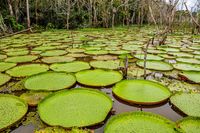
xmin=26 ymin=0 xmax=31 ymax=30
xmin=66 ymin=0 xmax=71 ymax=29
xmin=7 ymin=0 xmax=14 ymax=16
xmin=0 ymin=12 xmax=7 ymax=33
xmin=35 ymin=0 xmax=38 ymax=24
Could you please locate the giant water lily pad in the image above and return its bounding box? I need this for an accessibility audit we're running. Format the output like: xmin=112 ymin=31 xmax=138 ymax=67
xmin=6 ymin=64 xmax=49 ymax=77
xmin=113 ymin=80 xmax=171 ymax=105
xmin=50 ymin=61 xmax=90 ymax=73
xmin=93 ymin=55 xmax=118 ymax=60
xmin=6 ymin=50 xmax=29 ymax=56
xmin=170 ymin=93 xmax=200 ymax=117
xmin=90 ymin=60 xmax=122 ymax=70
xmin=41 ymin=56 xmax=75 ymax=64
xmin=137 ymin=60 xmax=173 ymax=71
xmin=173 ymin=63 xmax=200 ymax=71
xmin=0 ymin=73 xmax=11 ymax=86
xmin=177 ymin=117 xmax=200 ymax=133
xmin=104 ymin=111 xmax=179 ymax=133
xmin=134 ymin=54 xmax=164 ymax=61
xmin=38 ymin=88 xmax=112 ymax=127
xmin=176 ymin=58 xmax=200 ymax=64
xmin=179 ymin=71 xmax=200 ymax=83
xmin=75 ymin=69 xmax=123 ymax=87
xmin=0 ymin=94 xmax=28 ymax=131
xmin=0 ymin=54 xmax=7 ymax=60
xmin=5 ymin=55 xmax=38 ymax=63
xmin=84 ymin=50 xmax=108 ymax=55
xmin=40 ymin=50 xmax=67 ymax=56
xmin=0 ymin=62 xmax=17 ymax=72
xmin=24 ymin=72 xmax=76 ymax=91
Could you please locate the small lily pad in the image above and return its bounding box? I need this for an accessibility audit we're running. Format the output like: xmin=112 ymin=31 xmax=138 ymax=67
xmin=20 ymin=92 xmax=51 ymax=106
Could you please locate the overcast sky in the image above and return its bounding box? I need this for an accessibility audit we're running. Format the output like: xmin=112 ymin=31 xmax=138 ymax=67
xmin=177 ymin=0 xmax=198 ymax=10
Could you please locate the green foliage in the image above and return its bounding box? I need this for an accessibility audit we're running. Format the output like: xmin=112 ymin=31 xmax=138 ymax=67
xmin=5 ymin=16 xmax=24 ymax=31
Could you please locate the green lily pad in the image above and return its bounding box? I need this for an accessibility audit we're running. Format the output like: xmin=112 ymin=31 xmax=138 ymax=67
xmin=168 ymin=52 xmax=193 ymax=58
xmin=41 ymin=56 xmax=75 ymax=64
xmin=50 ymin=61 xmax=91 ymax=73
xmin=0 ymin=62 xmax=17 ymax=72
xmin=84 ymin=50 xmax=108 ymax=55
xmin=75 ymin=69 xmax=123 ymax=87
xmin=90 ymin=60 xmax=122 ymax=70
xmin=179 ymin=71 xmax=200 ymax=83
xmin=0 ymin=73 xmax=11 ymax=86
xmin=0 ymin=94 xmax=28 ymax=131
xmin=109 ymin=50 xmax=130 ymax=55
xmin=40 ymin=50 xmax=67 ymax=56
xmin=173 ymin=63 xmax=200 ymax=71
xmin=6 ymin=50 xmax=29 ymax=56
xmin=104 ymin=111 xmax=179 ymax=133
xmin=118 ymin=54 xmax=133 ymax=59
xmin=24 ymin=72 xmax=76 ymax=91
xmin=134 ymin=54 xmax=164 ymax=61
xmin=6 ymin=64 xmax=49 ymax=77
xmin=128 ymin=66 xmax=151 ymax=77
xmin=147 ymin=49 xmax=166 ymax=54
xmin=0 ymin=54 xmax=7 ymax=60
xmin=113 ymin=80 xmax=171 ymax=105
xmin=177 ymin=117 xmax=200 ymax=133
xmin=170 ymin=93 xmax=200 ymax=117
xmin=5 ymin=55 xmax=38 ymax=63
xmin=20 ymin=92 xmax=51 ymax=106
xmin=137 ymin=60 xmax=173 ymax=71
xmin=38 ymin=88 xmax=112 ymax=127
xmin=176 ymin=58 xmax=200 ymax=64
xmin=93 ymin=55 xmax=118 ymax=60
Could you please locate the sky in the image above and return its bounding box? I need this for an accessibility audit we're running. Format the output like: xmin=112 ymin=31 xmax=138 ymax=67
xmin=177 ymin=0 xmax=198 ymax=10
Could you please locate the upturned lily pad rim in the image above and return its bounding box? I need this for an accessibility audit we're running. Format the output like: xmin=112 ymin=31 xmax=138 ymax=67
xmin=38 ymin=88 xmax=113 ymax=128
xmin=0 ymin=94 xmax=28 ymax=131
xmin=112 ymin=79 xmax=171 ymax=105
xmin=24 ymin=71 xmax=76 ymax=91
xmin=104 ymin=111 xmax=179 ymax=133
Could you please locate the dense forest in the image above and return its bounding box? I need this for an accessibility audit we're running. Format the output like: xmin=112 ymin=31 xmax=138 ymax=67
xmin=0 ymin=0 xmax=200 ymax=34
